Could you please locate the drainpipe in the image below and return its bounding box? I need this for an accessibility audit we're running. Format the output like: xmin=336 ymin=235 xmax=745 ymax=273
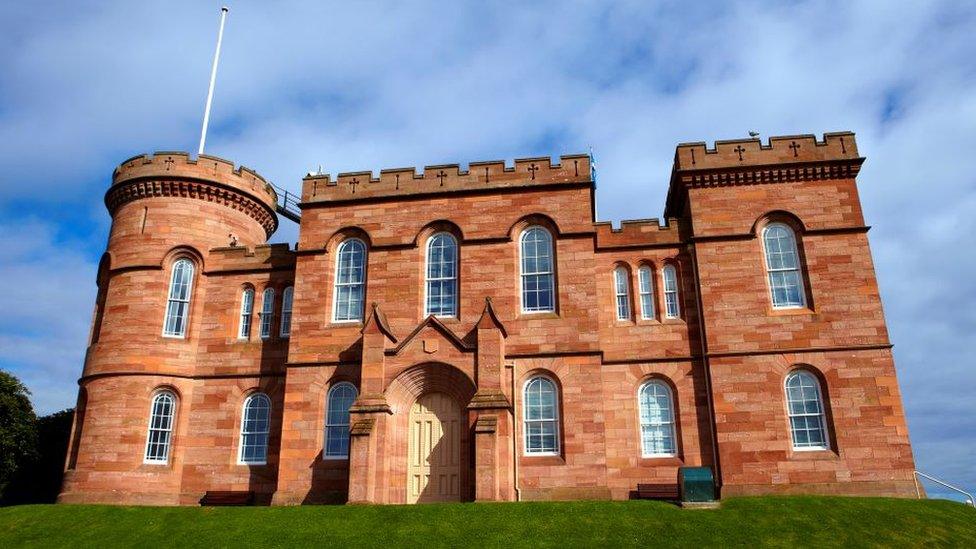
xmin=689 ymin=242 xmax=723 ymax=494
xmin=507 ymin=361 xmax=521 ymax=501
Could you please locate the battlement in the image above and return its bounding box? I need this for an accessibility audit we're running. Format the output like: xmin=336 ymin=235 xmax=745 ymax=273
xmin=594 ymin=218 xmax=682 ymax=249
xmin=301 ymin=154 xmax=592 ymax=204
xmin=207 ymin=243 xmax=296 ymax=273
xmin=673 ymin=132 xmax=860 ymax=172
xmin=113 ymin=151 xmax=278 ymax=211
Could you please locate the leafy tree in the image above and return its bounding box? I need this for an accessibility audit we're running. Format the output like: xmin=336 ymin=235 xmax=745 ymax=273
xmin=0 ymin=370 xmax=38 ymax=499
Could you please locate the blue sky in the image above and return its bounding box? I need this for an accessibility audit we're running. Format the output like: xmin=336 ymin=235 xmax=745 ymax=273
xmin=1 ymin=1 xmax=974 ymax=500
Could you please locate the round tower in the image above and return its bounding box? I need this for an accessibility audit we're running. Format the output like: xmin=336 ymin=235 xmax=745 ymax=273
xmin=60 ymin=152 xmax=279 ymax=504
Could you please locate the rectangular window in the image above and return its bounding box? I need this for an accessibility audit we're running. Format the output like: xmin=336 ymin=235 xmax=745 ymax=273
xmin=162 ymin=259 xmax=193 ymax=337
xmin=663 ymin=266 xmax=680 ymax=319
xmin=238 ymin=290 xmax=254 ymax=340
xmin=638 ymin=267 xmax=655 ymax=320
xmin=144 ymin=393 xmax=175 ymax=464
xmin=280 ymin=287 xmax=293 ymax=337
xmin=259 ymin=289 xmax=274 ymax=340
xmin=524 ymin=377 xmax=559 ymax=455
xmin=614 ymin=268 xmax=631 ymax=320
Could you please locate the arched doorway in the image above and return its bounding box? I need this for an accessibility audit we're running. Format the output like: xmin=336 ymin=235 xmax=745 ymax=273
xmin=407 ymin=392 xmax=462 ymax=503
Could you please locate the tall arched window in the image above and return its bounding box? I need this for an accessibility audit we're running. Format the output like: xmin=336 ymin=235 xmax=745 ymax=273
xmin=238 ymin=393 xmax=271 ymax=464
xmin=324 ymin=382 xmax=358 ymax=458
xmin=662 ymin=265 xmax=680 ymax=319
xmin=425 ymin=233 xmax=458 ymax=317
xmin=638 ymin=380 xmax=677 ymax=457
xmin=144 ymin=390 xmax=176 ymax=464
xmin=785 ymin=370 xmax=829 ymax=450
xmin=523 ymin=376 xmax=559 ymax=455
xmin=333 ymin=239 xmax=366 ymax=322
xmin=162 ymin=258 xmax=194 ymax=337
xmin=520 ymin=227 xmax=555 ymax=313
xmin=638 ymin=265 xmax=655 ymax=320
xmin=763 ymin=223 xmax=806 ymax=308
xmin=613 ymin=267 xmax=631 ymax=320
xmin=280 ymin=286 xmax=294 ymax=338
xmin=238 ymin=288 xmax=255 ymax=340
xmin=259 ymin=288 xmax=275 ymax=339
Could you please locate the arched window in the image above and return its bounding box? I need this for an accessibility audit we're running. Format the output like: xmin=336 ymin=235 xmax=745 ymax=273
xmin=662 ymin=264 xmax=680 ymax=319
xmin=238 ymin=288 xmax=255 ymax=340
xmin=280 ymin=286 xmax=294 ymax=337
xmin=638 ymin=380 xmax=677 ymax=457
xmin=763 ymin=223 xmax=806 ymax=308
xmin=333 ymin=239 xmax=366 ymax=322
xmin=785 ymin=370 xmax=829 ymax=450
xmin=425 ymin=233 xmax=458 ymax=317
xmin=638 ymin=265 xmax=655 ymax=320
xmin=614 ymin=267 xmax=631 ymax=320
xmin=144 ymin=390 xmax=176 ymax=464
xmin=162 ymin=258 xmax=194 ymax=337
xmin=324 ymin=382 xmax=358 ymax=458
xmin=520 ymin=227 xmax=555 ymax=313
xmin=259 ymin=288 xmax=275 ymax=339
xmin=238 ymin=393 xmax=271 ymax=464
xmin=523 ymin=376 xmax=559 ymax=455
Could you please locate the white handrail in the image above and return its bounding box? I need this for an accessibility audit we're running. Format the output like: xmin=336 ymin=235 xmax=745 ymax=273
xmin=914 ymin=470 xmax=975 ymax=507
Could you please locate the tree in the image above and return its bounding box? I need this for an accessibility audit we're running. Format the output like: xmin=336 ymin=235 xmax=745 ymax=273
xmin=0 ymin=370 xmax=38 ymax=499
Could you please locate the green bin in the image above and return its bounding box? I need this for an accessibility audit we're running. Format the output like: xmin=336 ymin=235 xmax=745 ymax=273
xmin=678 ymin=466 xmax=715 ymax=502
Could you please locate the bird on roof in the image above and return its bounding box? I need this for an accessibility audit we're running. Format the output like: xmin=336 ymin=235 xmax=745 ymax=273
xmin=748 ymin=131 xmax=760 ymax=138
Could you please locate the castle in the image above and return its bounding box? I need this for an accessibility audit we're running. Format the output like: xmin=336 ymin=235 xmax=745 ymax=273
xmin=58 ymin=132 xmax=918 ymax=505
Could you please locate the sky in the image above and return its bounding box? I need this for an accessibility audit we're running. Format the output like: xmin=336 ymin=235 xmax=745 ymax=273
xmin=1 ymin=1 xmax=973 ymax=500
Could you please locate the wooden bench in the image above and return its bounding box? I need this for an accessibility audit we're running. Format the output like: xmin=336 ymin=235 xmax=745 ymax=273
xmin=631 ymin=483 xmax=680 ymax=501
xmin=199 ymin=491 xmax=255 ymax=506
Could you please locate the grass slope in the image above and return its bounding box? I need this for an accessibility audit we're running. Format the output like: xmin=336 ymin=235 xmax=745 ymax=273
xmin=1 ymin=496 xmax=974 ymax=548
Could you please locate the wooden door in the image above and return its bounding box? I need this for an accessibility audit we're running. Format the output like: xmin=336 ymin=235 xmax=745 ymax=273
xmin=407 ymin=392 xmax=461 ymax=503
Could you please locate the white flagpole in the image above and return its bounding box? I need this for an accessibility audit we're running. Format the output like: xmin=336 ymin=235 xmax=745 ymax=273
xmin=198 ymin=7 xmax=229 ymax=156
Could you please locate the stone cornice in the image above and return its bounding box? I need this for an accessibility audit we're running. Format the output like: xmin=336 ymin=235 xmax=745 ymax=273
xmin=105 ymin=178 xmax=278 ymax=237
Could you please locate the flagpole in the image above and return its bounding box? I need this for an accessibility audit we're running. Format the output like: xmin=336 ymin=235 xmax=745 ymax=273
xmin=198 ymin=7 xmax=229 ymax=156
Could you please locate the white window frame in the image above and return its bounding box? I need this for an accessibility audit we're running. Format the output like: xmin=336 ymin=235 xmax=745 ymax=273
xmin=762 ymin=223 xmax=807 ymax=309
xmin=785 ymin=370 xmax=830 ymax=451
xmin=424 ymin=232 xmax=459 ymax=318
xmin=143 ymin=390 xmax=176 ymax=464
xmin=613 ymin=266 xmax=632 ymax=320
xmin=280 ymin=286 xmax=294 ymax=338
xmin=522 ymin=376 xmax=560 ymax=456
xmin=238 ymin=288 xmax=254 ymax=340
xmin=259 ymin=287 xmax=275 ymax=340
xmin=638 ymin=265 xmax=655 ymax=320
xmin=162 ymin=258 xmax=194 ymax=338
xmin=323 ymin=382 xmax=358 ymax=459
xmin=238 ymin=393 xmax=271 ymax=465
xmin=662 ymin=264 xmax=680 ymax=319
xmin=519 ymin=226 xmax=556 ymax=314
xmin=638 ymin=380 xmax=678 ymax=458
xmin=332 ymin=239 xmax=367 ymax=323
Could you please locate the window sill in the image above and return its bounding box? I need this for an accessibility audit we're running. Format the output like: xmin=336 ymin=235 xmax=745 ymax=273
xmin=661 ymin=317 xmax=685 ymax=325
xmin=328 ymin=321 xmax=364 ymax=329
xmin=520 ymin=454 xmax=565 ymax=466
xmin=789 ymin=448 xmax=838 ymax=460
xmin=639 ymin=456 xmax=683 ymax=467
xmin=768 ymin=307 xmax=815 ymax=317
xmin=519 ymin=312 xmax=560 ymax=320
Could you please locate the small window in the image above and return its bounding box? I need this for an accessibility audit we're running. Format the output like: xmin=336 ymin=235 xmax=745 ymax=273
xmin=238 ymin=288 xmax=254 ymax=340
xmin=162 ymin=258 xmax=194 ymax=337
xmin=638 ymin=380 xmax=677 ymax=457
xmin=785 ymin=370 xmax=829 ymax=450
xmin=280 ymin=286 xmax=294 ymax=338
xmin=259 ymin=288 xmax=275 ymax=339
xmin=520 ymin=227 xmax=555 ymax=313
xmin=523 ymin=376 xmax=559 ymax=455
xmin=763 ymin=223 xmax=806 ymax=308
xmin=662 ymin=265 xmax=680 ymax=319
xmin=238 ymin=393 xmax=271 ymax=464
xmin=614 ymin=267 xmax=631 ymax=320
xmin=638 ymin=265 xmax=655 ymax=320
xmin=425 ymin=233 xmax=458 ymax=317
xmin=333 ymin=239 xmax=367 ymax=322
xmin=144 ymin=390 xmax=176 ymax=464
xmin=324 ymin=382 xmax=358 ymax=458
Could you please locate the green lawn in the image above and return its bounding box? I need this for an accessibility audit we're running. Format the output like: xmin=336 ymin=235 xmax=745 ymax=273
xmin=1 ymin=496 xmax=974 ymax=548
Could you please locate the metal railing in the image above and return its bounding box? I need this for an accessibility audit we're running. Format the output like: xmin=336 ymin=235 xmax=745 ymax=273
xmin=914 ymin=470 xmax=975 ymax=507
xmin=271 ymin=183 xmax=301 ymax=223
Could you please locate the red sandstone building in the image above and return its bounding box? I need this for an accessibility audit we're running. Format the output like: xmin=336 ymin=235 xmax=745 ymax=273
xmin=58 ymin=132 xmax=917 ymax=505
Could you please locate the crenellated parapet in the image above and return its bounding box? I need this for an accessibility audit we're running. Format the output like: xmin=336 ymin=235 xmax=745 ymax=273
xmin=207 ymin=243 xmax=296 ymax=274
xmin=594 ymin=218 xmax=682 ymax=250
xmin=107 ymin=152 xmax=279 ymax=237
xmin=301 ymin=154 xmax=591 ymax=204
xmin=665 ymin=132 xmax=865 ymax=219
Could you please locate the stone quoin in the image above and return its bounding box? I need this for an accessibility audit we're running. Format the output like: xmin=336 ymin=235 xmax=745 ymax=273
xmin=58 ymin=133 xmax=917 ymax=505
